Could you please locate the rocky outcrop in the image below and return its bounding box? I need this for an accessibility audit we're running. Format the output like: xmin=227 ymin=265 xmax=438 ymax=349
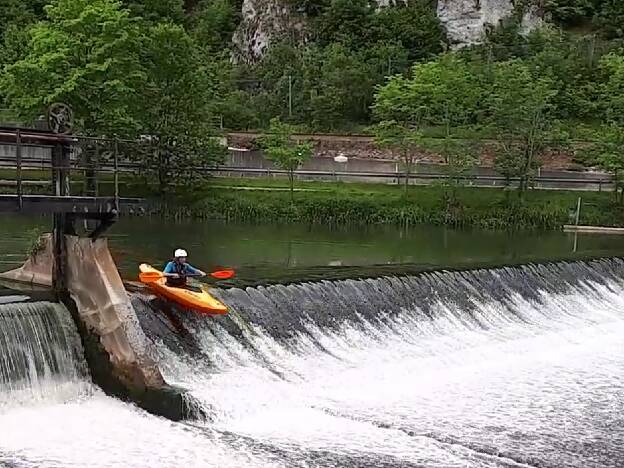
xmin=437 ymin=0 xmax=541 ymax=47
xmin=232 ymin=0 xmax=307 ymax=63
xmin=232 ymin=0 xmax=542 ymax=62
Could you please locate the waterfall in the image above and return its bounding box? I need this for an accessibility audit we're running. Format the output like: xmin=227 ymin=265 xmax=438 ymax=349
xmin=0 ymin=301 xmax=91 ymax=408
xmin=131 ymin=257 xmax=624 ymax=468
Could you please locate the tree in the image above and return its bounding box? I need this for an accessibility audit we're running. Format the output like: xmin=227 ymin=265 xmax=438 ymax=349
xmin=373 ymin=54 xmax=482 ymax=128
xmin=374 ymin=120 xmax=423 ymax=195
xmin=596 ymin=0 xmax=624 ymax=39
xmin=0 ymin=0 xmax=47 ymax=39
xmin=259 ymin=118 xmax=313 ymax=202
xmin=304 ymin=43 xmax=374 ymax=129
xmin=137 ymin=22 xmax=227 ymax=193
xmin=486 ymin=61 xmax=559 ymax=194
xmin=315 ymin=0 xmax=374 ymax=49
xmin=543 ymin=0 xmax=597 ymax=26
xmin=190 ymin=0 xmax=240 ymax=51
xmin=122 ymin=0 xmax=185 ymax=23
xmin=2 ymin=0 xmax=145 ymax=136
xmin=371 ymin=0 xmax=446 ymax=62
xmin=584 ymin=123 xmax=624 ymax=203
xmin=600 ymin=52 xmax=624 ymax=123
xmin=421 ymin=136 xmax=477 ymax=205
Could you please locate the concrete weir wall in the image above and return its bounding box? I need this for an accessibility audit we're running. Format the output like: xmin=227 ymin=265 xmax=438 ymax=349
xmin=0 ymin=234 xmax=199 ymax=421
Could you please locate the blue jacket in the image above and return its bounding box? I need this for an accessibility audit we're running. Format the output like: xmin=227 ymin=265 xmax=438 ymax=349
xmin=163 ymin=261 xmax=201 ymax=276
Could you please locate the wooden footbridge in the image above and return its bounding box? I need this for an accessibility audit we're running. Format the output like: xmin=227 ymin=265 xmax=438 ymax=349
xmin=0 ymin=107 xmax=148 ymax=292
xmin=0 ymin=126 xmax=145 ymax=222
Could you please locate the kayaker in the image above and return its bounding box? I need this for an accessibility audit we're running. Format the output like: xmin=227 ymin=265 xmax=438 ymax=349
xmin=163 ymin=249 xmax=206 ymax=287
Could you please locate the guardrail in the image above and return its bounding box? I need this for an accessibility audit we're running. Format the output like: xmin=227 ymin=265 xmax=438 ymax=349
xmin=0 ymin=155 xmax=614 ymax=187
xmin=0 ymin=133 xmax=614 ymax=194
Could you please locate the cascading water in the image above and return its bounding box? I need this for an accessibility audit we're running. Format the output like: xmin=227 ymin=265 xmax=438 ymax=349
xmin=2 ymin=258 xmax=624 ymax=467
xmin=0 ymin=301 xmax=90 ymax=408
xmin=136 ymin=258 xmax=624 ymax=468
xmin=0 ymin=299 xmax=284 ymax=467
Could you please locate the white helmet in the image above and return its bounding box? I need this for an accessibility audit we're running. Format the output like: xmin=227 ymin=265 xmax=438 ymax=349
xmin=174 ymin=249 xmax=188 ymax=258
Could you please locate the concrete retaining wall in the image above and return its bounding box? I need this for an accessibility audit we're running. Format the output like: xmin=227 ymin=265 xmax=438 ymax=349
xmin=223 ymin=150 xmax=613 ymax=191
xmin=0 ymin=234 xmax=201 ymax=420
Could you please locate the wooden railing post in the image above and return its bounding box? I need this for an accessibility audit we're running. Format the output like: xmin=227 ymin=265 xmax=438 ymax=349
xmin=114 ymin=139 xmax=119 ymax=211
xmin=16 ymin=129 xmax=22 ymax=210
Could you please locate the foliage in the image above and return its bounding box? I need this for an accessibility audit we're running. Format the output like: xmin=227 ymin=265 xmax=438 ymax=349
xmin=599 ymin=52 xmax=624 ymax=123
xmin=1 ymin=0 xmax=225 ymax=190
xmin=303 ymin=43 xmax=375 ymax=129
xmin=242 ymin=41 xmax=389 ymax=130
xmin=122 ymin=0 xmax=185 ymax=23
xmin=374 ymin=120 xmax=424 ymax=194
xmin=315 ymin=0 xmax=374 ymax=49
xmin=259 ymin=118 xmax=313 ymax=201
xmin=487 ymin=61 xmax=560 ymax=192
xmin=228 ymin=0 xmax=445 ymax=130
xmin=171 ymin=180 xmax=603 ymax=230
xmin=595 ymin=0 xmax=624 ymax=39
xmin=543 ymin=0 xmax=597 ymax=26
xmin=421 ymin=137 xmax=478 ymax=205
xmin=2 ymin=0 xmax=145 ymax=135
xmin=137 ymin=22 xmax=227 ymax=192
xmin=582 ymin=123 xmax=624 ymax=202
xmin=370 ymin=0 xmax=446 ymax=62
xmin=0 ymin=0 xmax=47 ymax=39
xmin=189 ymin=0 xmax=240 ymax=51
xmin=374 ymin=54 xmax=482 ymax=127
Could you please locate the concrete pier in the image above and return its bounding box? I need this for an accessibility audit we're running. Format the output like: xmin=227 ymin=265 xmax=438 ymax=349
xmin=0 ymin=234 xmax=201 ymax=420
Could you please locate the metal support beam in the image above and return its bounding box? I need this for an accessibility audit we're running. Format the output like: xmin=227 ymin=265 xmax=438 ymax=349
xmin=52 ymin=213 xmax=70 ymax=296
xmin=16 ymin=129 xmax=22 ymax=210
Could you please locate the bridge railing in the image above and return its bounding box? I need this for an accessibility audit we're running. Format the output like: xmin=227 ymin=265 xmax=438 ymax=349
xmin=0 ymin=129 xmax=152 ymax=213
xmin=0 ymin=129 xmax=616 ymax=200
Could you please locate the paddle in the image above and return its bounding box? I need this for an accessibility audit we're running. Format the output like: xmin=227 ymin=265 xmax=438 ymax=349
xmin=139 ymin=268 xmax=235 ymax=283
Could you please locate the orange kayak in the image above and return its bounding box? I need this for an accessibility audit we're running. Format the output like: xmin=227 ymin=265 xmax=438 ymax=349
xmin=139 ymin=264 xmax=228 ymax=316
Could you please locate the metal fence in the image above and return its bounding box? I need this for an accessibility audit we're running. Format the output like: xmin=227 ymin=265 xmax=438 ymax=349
xmin=0 ymin=131 xmax=616 ymax=196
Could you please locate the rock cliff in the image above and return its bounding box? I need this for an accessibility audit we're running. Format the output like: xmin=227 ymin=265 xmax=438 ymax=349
xmin=232 ymin=0 xmax=541 ymax=62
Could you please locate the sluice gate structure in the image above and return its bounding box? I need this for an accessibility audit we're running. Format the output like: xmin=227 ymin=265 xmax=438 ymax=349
xmin=0 ymin=118 xmax=199 ymax=420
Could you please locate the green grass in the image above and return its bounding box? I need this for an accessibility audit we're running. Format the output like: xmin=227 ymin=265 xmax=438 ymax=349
xmin=6 ymin=169 xmax=621 ymax=230
xmin=156 ymin=177 xmax=624 ymax=230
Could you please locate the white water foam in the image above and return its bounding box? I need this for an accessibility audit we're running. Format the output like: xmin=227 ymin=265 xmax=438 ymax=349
xmin=2 ymin=264 xmax=624 ymax=467
xmin=157 ymin=272 xmax=624 ymax=467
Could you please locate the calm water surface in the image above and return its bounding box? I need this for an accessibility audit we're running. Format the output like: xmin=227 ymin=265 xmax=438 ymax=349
xmin=1 ymin=214 xmax=624 ymax=282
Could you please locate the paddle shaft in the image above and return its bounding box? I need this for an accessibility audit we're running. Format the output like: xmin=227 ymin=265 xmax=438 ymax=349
xmin=140 ymin=267 xmax=235 ymax=283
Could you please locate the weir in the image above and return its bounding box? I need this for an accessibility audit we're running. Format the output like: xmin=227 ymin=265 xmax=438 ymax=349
xmin=2 ymin=256 xmax=624 ymax=466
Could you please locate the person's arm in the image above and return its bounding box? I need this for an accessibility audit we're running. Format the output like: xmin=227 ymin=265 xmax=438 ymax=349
xmin=185 ymin=264 xmax=206 ymax=277
xmin=162 ymin=262 xmax=179 ymax=278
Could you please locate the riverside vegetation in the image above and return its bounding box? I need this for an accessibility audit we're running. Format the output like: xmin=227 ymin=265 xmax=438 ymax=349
xmin=3 ymin=0 xmax=624 ymax=229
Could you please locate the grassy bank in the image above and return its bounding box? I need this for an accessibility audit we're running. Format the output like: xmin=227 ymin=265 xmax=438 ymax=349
xmin=156 ymin=178 xmax=624 ymax=230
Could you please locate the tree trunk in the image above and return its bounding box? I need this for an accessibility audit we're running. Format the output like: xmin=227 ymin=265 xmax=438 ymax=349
xmin=289 ymin=169 xmax=295 ymax=204
xmin=157 ymin=146 xmax=168 ymax=196
xmin=403 ymin=153 xmax=412 ymax=195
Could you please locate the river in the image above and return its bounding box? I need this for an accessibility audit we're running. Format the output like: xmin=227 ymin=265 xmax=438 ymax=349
xmin=2 ymin=214 xmax=624 ymax=283
xmin=1 ymin=215 xmax=624 ymax=467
